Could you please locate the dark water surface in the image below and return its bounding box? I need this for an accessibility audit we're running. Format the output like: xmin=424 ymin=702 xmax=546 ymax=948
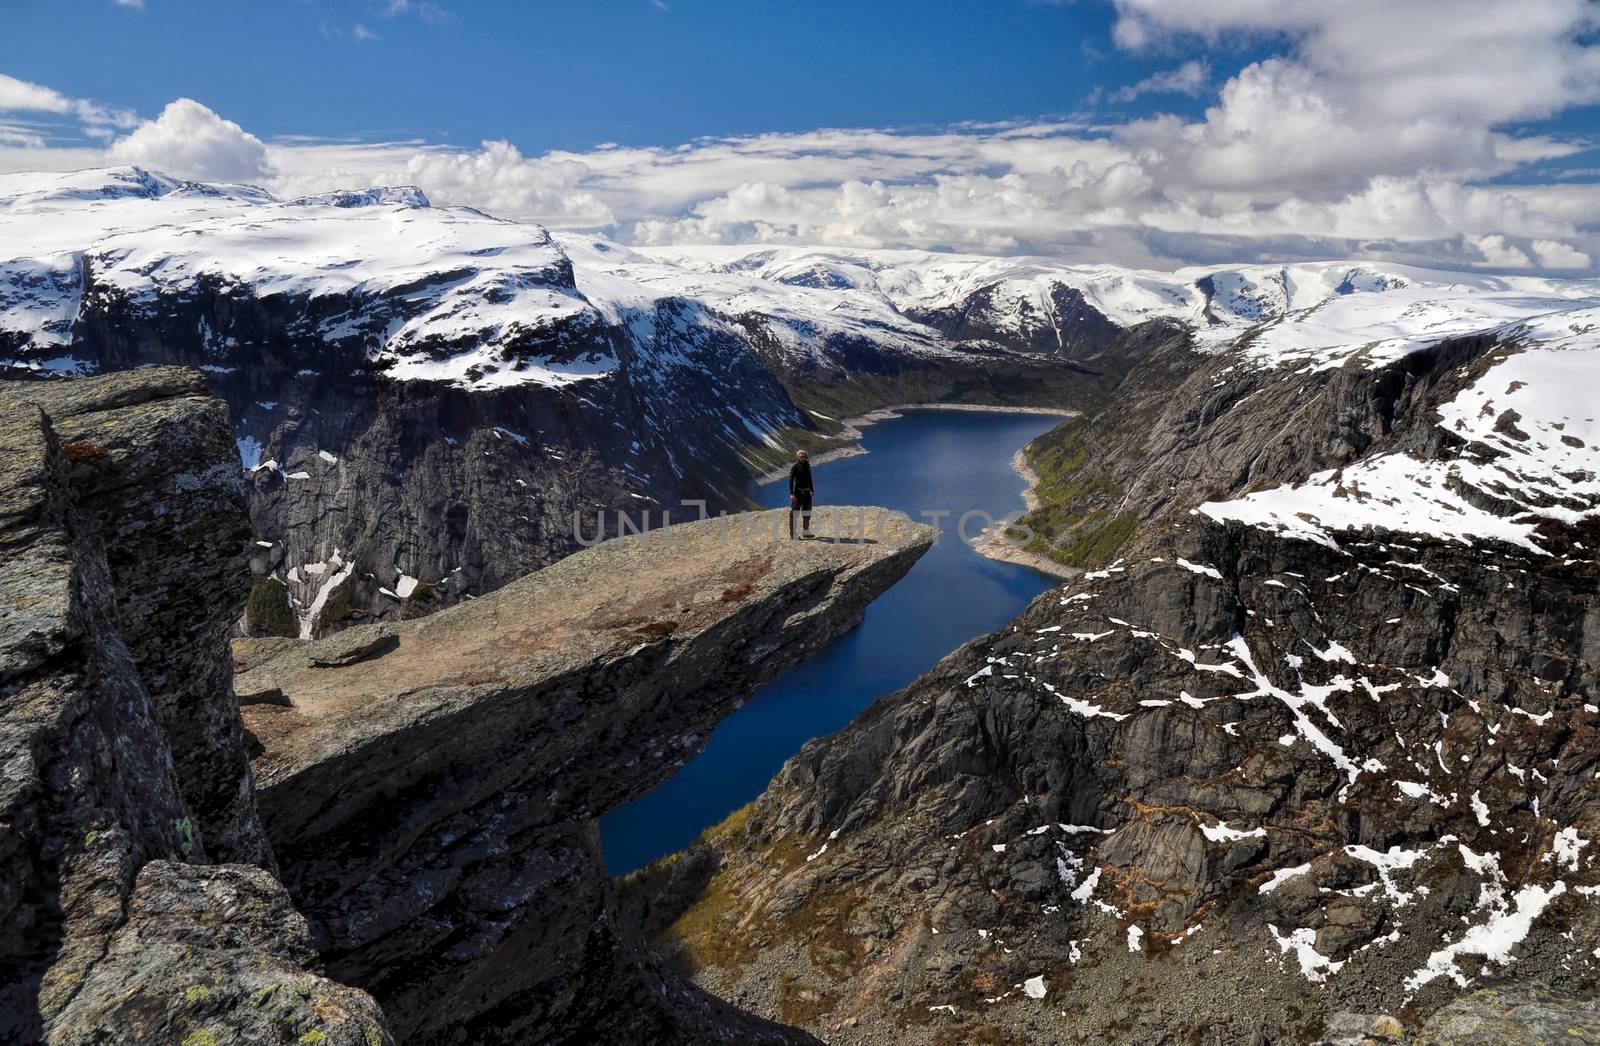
xmin=600 ymin=408 xmax=1062 ymax=874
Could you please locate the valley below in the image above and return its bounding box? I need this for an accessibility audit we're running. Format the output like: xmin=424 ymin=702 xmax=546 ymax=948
xmin=602 ymin=406 xmax=1065 ymax=876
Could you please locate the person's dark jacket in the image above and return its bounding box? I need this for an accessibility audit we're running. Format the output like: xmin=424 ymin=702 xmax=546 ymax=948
xmin=789 ymin=459 xmax=813 ymax=496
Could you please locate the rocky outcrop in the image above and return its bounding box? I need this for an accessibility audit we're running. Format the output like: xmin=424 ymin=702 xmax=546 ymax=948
xmin=7 ymin=368 xmax=270 ymax=863
xmin=49 ymin=861 xmax=390 ymax=1046
xmin=657 ymin=513 xmax=1600 ymax=1043
xmin=235 ymin=506 xmax=933 ymax=1044
xmin=1410 ymin=987 xmax=1600 ymax=1044
xmin=0 ymin=369 xmax=386 ymax=1045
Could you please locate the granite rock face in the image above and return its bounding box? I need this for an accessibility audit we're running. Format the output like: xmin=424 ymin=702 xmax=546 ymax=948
xmin=0 ymin=369 xmax=385 ymax=1045
xmin=49 ymin=860 xmax=392 ymax=1046
xmin=236 ymin=506 xmax=932 ymax=1044
xmin=1411 ymin=986 xmax=1600 ymax=1044
xmin=6 ymin=369 xmax=270 ymax=864
xmin=651 ymin=324 xmax=1600 ymax=1042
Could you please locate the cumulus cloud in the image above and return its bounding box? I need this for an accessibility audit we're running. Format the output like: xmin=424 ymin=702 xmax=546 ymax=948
xmin=1473 ymin=234 xmax=1533 ymax=269
xmin=1106 ymin=1 xmax=1600 ymax=190
xmin=1110 ymin=0 xmax=1600 ymax=128
xmin=107 ymin=99 xmax=270 ymax=183
xmin=391 ymin=140 xmax=612 ymax=225
xmin=1531 ymin=238 xmax=1592 ymax=268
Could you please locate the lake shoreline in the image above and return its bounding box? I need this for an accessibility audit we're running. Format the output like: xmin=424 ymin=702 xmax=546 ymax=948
xmin=755 ymin=402 xmax=1077 ymax=485
xmin=756 ymin=402 xmax=1079 ymax=580
xmin=972 ymin=445 xmax=1081 ymax=580
xmin=606 ymin=408 xmax=1067 ymax=873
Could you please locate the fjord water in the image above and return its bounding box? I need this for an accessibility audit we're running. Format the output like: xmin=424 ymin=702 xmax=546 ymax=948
xmin=600 ymin=408 xmax=1062 ymax=874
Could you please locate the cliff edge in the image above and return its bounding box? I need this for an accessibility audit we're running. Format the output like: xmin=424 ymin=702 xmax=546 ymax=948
xmin=236 ymin=506 xmax=933 ymax=1044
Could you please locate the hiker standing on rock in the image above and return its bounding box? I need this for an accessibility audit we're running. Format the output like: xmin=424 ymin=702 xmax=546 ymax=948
xmin=789 ymin=450 xmax=814 ymax=539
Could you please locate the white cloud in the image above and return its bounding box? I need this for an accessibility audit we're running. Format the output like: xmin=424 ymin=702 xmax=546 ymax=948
xmin=107 ymin=99 xmax=270 ymax=183
xmin=0 ymin=73 xmax=137 ymax=133
xmin=264 ymin=138 xmax=611 ymax=226
xmin=1111 ymin=0 xmax=1600 ymax=129
xmin=1532 ymin=238 xmax=1592 ymax=268
xmin=390 ymin=139 xmax=612 ymax=225
xmin=1474 ymin=234 xmax=1533 ymax=269
xmin=3 ymin=0 xmax=1600 ymax=272
xmin=0 ymin=75 xmax=68 ymax=114
xmin=1108 ymin=60 xmax=1209 ymax=103
xmin=110 ymin=0 xmax=145 ymax=8
xmin=1103 ymin=1 xmax=1600 ymax=200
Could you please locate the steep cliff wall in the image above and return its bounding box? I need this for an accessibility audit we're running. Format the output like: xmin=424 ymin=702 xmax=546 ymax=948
xmin=0 ymin=369 xmax=388 ymax=1045
xmin=651 ymin=300 xmax=1600 ymax=1042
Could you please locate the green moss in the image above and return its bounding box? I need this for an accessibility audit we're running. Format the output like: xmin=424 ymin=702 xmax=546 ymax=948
xmin=184 ymin=984 xmax=211 ymax=1005
xmin=251 ymin=983 xmax=283 ymax=1008
xmin=172 ymin=817 xmax=198 ymax=860
xmin=703 ymin=802 xmax=753 ymax=846
xmin=1026 ymin=509 xmax=1138 ymax=567
xmin=298 ymin=1032 xmax=328 ymax=1046
xmin=246 ymin=577 xmax=298 ymax=637
xmin=313 ymin=578 xmax=355 ymax=633
xmin=181 ymin=1030 xmax=220 ymax=1046
xmin=82 ymin=830 xmax=97 ymax=848
xmin=1010 ymin=416 xmax=1140 ymax=568
xmin=363 ymin=1021 xmax=384 ymax=1046
xmin=663 ymin=802 xmax=865 ymax=987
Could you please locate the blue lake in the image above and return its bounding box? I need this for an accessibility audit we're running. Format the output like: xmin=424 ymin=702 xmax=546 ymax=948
xmin=599 ymin=408 xmax=1063 ymax=875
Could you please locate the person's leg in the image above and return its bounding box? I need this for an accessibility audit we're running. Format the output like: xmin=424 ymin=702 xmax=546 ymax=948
xmin=801 ymin=491 xmax=813 ymax=534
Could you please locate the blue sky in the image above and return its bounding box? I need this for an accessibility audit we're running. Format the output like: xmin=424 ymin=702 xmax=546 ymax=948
xmin=2 ymin=1 xmax=1599 ymax=271
xmin=1 ymin=0 xmax=1229 ymax=148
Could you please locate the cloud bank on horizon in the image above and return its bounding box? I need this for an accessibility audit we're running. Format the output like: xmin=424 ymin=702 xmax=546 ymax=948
xmin=3 ymin=0 xmax=1599 ymax=272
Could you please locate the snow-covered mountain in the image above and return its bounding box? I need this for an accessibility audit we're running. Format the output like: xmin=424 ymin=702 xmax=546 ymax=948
xmin=0 ymin=168 xmax=1114 ymax=635
xmin=10 ymin=167 xmax=1598 ymax=384
xmin=644 ymin=243 xmax=1600 ymax=351
xmin=7 ymin=165 xmax=1600 ymax=641
xmin=0 ymin=168 xmax=963 ymax=384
